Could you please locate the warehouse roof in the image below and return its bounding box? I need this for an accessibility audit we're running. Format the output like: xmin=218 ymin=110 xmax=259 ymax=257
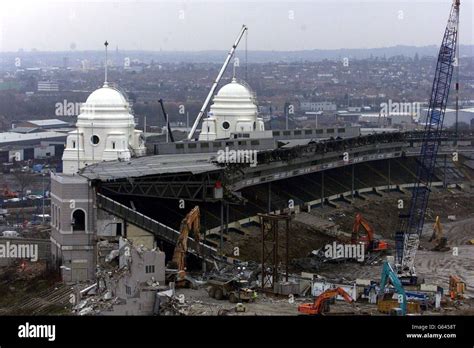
xmin=0 ymin=131 xmax=67 ymax=144
xmin=9 ymin=127 xmax=41 ymax=134
xmin=26 ymin=119 xmax=69 ymax=127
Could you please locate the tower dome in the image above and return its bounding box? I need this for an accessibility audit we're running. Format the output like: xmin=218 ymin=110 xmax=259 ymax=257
xmin=199 ymin=78 xmax=264 ymax=141
xmin=216 ymin=78 xmax=254 ymax=98
xmin=84 ymin=84 xmax=128 ymax=106
xmin=62 ymin=82 xmax=146 ymax=174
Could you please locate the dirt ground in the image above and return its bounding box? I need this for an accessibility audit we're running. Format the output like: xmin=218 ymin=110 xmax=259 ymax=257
xmin=221 ymin=220 xmax=333 ymax=264
xmin=223 ymin=189 xmax=474 ymax=315
xmin=174 ymin=287 xmax=375 ymax=316
xmin=327 ymin=189 xmax=474 ymax=240
xmin=0 ymin=262 xmax=70 ymax=315
xmin=225 ymin=189 xmax=474 ymax=263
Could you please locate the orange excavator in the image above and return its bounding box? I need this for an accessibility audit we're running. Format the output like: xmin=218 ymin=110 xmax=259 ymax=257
xmin=2 ymin=184 xmax=18 ymax=199
xmin=351 ymin=213 xmax=388 ymax=252
xmin=298 ymin=287 xmax=354 ymax=315
xmin=171 ymin=206 xmax=201 ymax=285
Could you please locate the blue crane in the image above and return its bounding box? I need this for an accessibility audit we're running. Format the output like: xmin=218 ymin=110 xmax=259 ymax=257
xmin=395 ymin=0 xmax=460 ymax=284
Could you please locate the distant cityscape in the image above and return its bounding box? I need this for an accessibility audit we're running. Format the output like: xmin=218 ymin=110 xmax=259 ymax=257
xmin=0 ymin=47 xmax=473 ymax=136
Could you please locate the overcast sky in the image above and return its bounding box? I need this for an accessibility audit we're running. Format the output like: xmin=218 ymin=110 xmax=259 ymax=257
xmin=0 ymin=0 xmax=472 ymax=52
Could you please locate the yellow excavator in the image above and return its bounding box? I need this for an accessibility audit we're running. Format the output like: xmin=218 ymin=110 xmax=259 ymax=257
xmin=170 ymin=206 xmax=201 ymax=286
xmin=429 ymin=216 xmax=449 ymax=251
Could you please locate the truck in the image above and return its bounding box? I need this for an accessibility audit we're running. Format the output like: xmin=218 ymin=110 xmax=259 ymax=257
xmin=207 ymin=277 xmax=255 ymax=303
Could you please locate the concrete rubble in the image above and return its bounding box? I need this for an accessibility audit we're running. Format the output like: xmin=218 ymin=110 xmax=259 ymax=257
xmin=73 ymin=237 xmax=168 ymax=315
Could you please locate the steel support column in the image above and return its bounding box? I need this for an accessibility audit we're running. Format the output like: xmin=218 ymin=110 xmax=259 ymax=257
xmin=220 ymin=201 xmax=224 ymax=252
xmin=351 ymin=164 xmax=355 ymax=199
xmin=268 ymin=182 xmax=272 ymax=213
xmin=259 ymin=213 xmax=292 ymax=292
xmin=443 ymin=154 xmax=447 ymax=188
xmin=321 ymin=171 xmax=325 ymax=208
xmin=388 ymin=158 xmax=391 ymax=194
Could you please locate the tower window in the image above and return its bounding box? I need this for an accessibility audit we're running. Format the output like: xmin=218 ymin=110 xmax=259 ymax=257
xmin=222 ymin=121 xmax=230 ymax=130
xmin=90 ymin=135 xmax=100 ymax=145
xmin=112 ymin=141 xmax=116 ymax=149
xmin=72 ymin=209 xmax=86 ymax=231
xmin=72 ymin=140 xmax=76 ymax=149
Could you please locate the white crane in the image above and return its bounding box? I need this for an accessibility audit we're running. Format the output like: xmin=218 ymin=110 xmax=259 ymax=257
xmin=187 ymin=25 xmax=248 ymax=140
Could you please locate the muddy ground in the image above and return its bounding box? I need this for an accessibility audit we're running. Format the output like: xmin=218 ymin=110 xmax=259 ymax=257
xmin=328 ymin=189 xmax=474 ymax=240
xmin=228 ymin=189 xmax=474 ymax=263
xmin=229 ymin=189 xmax=474 ymax=302
xmin=190 ymin=189 xmax=474 ymax=315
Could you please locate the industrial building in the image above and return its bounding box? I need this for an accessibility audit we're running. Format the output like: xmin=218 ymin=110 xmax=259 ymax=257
xmin=0 ymin=131 xmax=66 ymax=163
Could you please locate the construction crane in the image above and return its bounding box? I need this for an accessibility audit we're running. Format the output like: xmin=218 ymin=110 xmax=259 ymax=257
xmin=187 ymin=25 xmax=248 ymax=140
xmin=429 ymin=216 xmax=449 ymax=251
xmin=158 ymin=99 xmax=174 ymax=143
xmin=171 ymin=206 xmax=201 ymax=284
xmin=395 ymin=0 xmax=460 ymax=284
xmin=378 ymin=261 xmax=407 ymax=315
xmin=351 ymin=213 xmax=389 ymax=252
xmin=298 ymin=287 xmax=354 ymax=315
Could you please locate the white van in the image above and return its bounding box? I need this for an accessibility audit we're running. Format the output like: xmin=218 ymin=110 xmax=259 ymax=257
xmin=1 ymin=230 xmax=19 ymax=238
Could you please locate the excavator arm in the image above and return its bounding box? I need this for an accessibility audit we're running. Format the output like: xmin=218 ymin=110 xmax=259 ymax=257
xmin=379 ymin=261 xmax=407 ymax=315
xmin=298 ymin=287 xmax=354 ymax=315
xmin=429 ymin=216 xmax=449 ymax=251
xmin=352 ymin=213 xmax=388 ymax=251
xmin=171 ymin=206 xmax=201 ymax=280
xmin=352 ymin=213 xmax=375 ymax=242
xmin=430 ymin=216 xmax=443 ymax=243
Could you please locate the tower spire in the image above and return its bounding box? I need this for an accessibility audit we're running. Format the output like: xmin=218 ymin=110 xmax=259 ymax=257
xmin=104 ymin=40 xmax=109 ymax=87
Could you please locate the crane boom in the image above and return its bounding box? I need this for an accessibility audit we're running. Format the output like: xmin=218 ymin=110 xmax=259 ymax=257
xmin=396 ymin=0 xmax=460 ymax=279
xmin=158 ymin=99 xmax=174 ymax=143
xmin=187 ymin=25 xmax=248 ymax=140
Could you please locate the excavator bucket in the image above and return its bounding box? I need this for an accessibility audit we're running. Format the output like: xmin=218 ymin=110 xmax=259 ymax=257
xmin=297 ymin=303 xmax=320 ymax=315
xmin=374 ymin=240 xmax=389 ymax=251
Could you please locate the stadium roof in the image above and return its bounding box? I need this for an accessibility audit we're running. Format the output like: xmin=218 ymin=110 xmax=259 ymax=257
xmin=80 ymin=153 xmax=220 ymax=181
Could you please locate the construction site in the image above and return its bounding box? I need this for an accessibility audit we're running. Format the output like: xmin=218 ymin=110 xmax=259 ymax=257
xmin=0 ymin=0 xmax=473 ymax=324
